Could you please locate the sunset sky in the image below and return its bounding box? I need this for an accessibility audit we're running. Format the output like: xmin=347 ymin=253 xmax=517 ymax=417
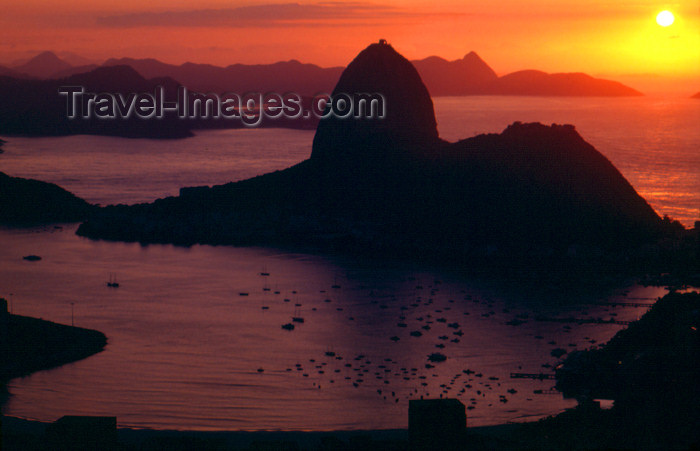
xmin=2 ymin=0 xmax=699 ymax=94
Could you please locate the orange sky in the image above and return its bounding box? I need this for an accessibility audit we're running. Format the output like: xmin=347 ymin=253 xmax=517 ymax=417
xmin=2 ymin=0 xmax=699 ymax=94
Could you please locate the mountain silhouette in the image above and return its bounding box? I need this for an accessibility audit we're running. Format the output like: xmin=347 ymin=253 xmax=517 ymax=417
xmin=100 ymin=54 xmax=640 ymax=97
xmin=102 ymin=57 xmax=343 ymax=95
xmin=0 ymin=64 xmax=320 ymax=137
xmin=50 ymin=64 xmax=100 ymax=79
xmin=488 ymin=70 xmax=642 ymax=96
xmin=0 ymin=65 xmax=27 ymax=78
xmin=692 ymin=92 xmax=700 ymax=99
xmin=12 ymin=51 xmax=72 ymax=79
xmin=0 ymin=172 xmax=93 ymax=224
xmin=0 ymin=65 xmax=190 ymax=138
xmin=311 ymin=42 xmax=441 ymax=163
xmin=10 ymin=49 xmax=642 ymax=97
xmin=412 ymin=52 xmax=498 ymax=95
xmin=77 ymin=41 xmax=662 ymax=267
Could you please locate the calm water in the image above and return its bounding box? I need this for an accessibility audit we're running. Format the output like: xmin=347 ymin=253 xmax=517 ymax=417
xmin=0 ymin=95 xmax=695 ymax=430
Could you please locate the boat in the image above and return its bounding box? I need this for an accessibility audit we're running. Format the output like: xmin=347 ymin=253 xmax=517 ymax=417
xmin=292 ymin=308 xmax=304 ymax=323
xmin=107 ymin=273 xmax=119 ymax=288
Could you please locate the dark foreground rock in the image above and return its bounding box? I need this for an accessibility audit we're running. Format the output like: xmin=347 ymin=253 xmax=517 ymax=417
xmin=0 ymin=172 xmax=93 ymax=225
xmin=0 ymin=299 xmax=107 ymax=407
xmin=0 ymin=315 xmax=106 ymax=385
xmin=547 ymin=291 xmax=700 ymax=449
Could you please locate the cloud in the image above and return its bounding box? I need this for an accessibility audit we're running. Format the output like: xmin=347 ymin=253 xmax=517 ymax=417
xmin=96 ymin=2 xmax=426 ymax=28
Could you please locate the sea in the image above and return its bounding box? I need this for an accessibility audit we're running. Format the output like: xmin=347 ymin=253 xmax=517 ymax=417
xmin=0 ymin=95 xmax=697 ymax=431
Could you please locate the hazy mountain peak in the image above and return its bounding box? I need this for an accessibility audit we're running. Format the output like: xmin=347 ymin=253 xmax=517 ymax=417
xmin=14 ymin=51 xmax=72 ymax=78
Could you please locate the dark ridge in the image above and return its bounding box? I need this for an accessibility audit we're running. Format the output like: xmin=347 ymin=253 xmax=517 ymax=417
xmin=487 ymin=70 xmax=643 ymax=96
xmin=0 ymin=63 xmax=322 ymax=138
xmin=547 ymin=291 xmax=700 ymax=449
xmin=96 ymin=51 xmax=640 ymax=97
xmin=49 ymin=64 xmax=100 ymax=79
xmin=103 ymin=56 xmax=344 ymax=95
xmin=412 ymin=51 xmax=498 ymax=96
xmin=12 ymin=51 xmax=72 ymax=79
xmin=0 ymin=303 xmax=107 ymax=396
xmin=692 ymin=91 xmax=700 ymax=99
xmin=0 ymin=64 xmax=29 ymax=79
xmin=0 ymin=66 xmax=192 ymax=139
xmin=0 ymin=172 xmax=94 ymax=225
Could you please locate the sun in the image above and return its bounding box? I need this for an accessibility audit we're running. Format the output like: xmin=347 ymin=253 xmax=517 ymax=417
xmin=656 ymin=10 xmax=675 ymax=27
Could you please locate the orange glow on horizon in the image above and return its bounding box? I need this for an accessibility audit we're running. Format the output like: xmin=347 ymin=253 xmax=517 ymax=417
xmin=1 ymin=1 xmax=698 ymax=94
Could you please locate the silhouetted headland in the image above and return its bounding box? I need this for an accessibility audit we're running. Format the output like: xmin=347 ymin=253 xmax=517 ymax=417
xmin=0 ymin=172 xmax=93 ymax=225
xmin=486 ymin=70 xmax=642 ymax=96
xmin=74 ymin=42 xmax=692 ymax=280
xmin=520 ymin=290 xmax=700 ymax=450
xmin=0 ymin=298 xmax=107 ymax=404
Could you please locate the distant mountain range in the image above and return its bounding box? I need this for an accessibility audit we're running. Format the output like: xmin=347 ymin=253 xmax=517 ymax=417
xmin=0 ymin=64 xmax=318 ymax=138
xmin=692 ymin=92 xmax=700 ymax=99
xmin=2 ymin=50 xmax=643 ymax=97
xmin=0 ymin=66 xmax=192 ymax=138
xmin=13 ymin=51 xmax=72 ymax=78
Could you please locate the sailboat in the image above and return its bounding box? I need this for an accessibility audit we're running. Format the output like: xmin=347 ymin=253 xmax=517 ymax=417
xmin=106 ymin=273 xmax=119 ymax=288
xmin=292 ymin=307 xmax=304 ymax=323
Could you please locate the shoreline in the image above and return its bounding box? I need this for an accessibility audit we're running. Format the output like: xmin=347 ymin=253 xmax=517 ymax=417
xmin=0 ymin=308 xmax=107 ymax=404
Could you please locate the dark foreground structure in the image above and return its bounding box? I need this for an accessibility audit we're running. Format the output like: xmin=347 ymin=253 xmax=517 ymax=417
xmin=0 ymin=172 xmax=93 ymax=225
xmin=0 ymin=298 xmax=107 ymax=390
xmin=408 ymin=399 xmax=466 ymax=450
xmin=45 ymin=416 xmax=118 ymax=451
